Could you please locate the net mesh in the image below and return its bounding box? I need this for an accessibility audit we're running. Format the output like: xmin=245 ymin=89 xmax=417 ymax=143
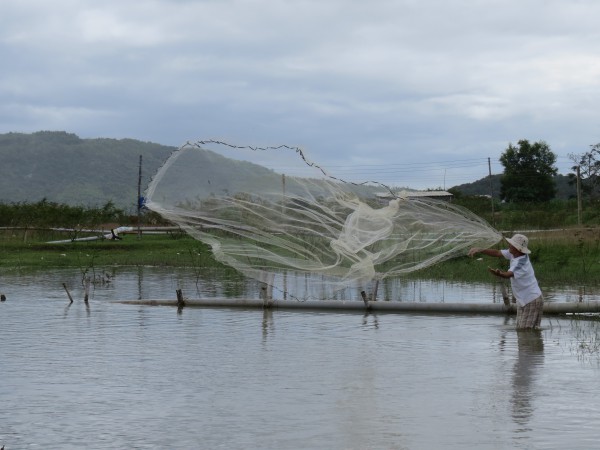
xmin=145 ymin=141 xmax=502 ymax=300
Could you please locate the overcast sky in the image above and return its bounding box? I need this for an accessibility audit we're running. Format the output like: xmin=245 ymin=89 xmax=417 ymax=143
xmin=2 ymin=0 xmax=599 ymax=189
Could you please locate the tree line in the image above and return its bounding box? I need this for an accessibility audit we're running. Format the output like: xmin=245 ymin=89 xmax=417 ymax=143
xmin=0 ymin=199 xmax=128 ymax=229
xmin=456 ymin=139 xmax=600 ymax=204
xmin=2 ymin=138 xmax=600 ymax=231
xmin=0 ymin=199 xmax=173 ymax=231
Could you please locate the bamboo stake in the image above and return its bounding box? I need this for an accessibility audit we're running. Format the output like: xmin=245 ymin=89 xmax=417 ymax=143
xmin=176 ymin=289 xmax=185 ymax=309
xmin=62 ymin=283 xmax=73 ymax=304
xmin=360 ymin=290 xmax=369 ymax=308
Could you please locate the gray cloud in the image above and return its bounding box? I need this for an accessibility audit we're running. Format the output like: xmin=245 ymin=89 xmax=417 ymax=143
xmin=2 ymin=0 xmax=599 ymax=188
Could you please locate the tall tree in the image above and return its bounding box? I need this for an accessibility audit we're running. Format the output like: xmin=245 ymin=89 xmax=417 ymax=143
xmin=568 ymin=143 xmax=600 ymax=199
xmin=499 ymin=139 xmax=557 ymax=202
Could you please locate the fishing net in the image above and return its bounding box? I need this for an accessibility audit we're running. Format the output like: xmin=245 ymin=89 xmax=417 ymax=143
xmin=145 ymin=140 xmax=502 ymax=300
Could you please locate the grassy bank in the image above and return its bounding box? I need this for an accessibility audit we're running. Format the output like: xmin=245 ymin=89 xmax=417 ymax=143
xmin=414 ymin=228 xmax=600 ymax=286
xmin=0 ymin=230 xmax=223 ymax=270
xmin=2 ymin=227 xmax=600 ymax=286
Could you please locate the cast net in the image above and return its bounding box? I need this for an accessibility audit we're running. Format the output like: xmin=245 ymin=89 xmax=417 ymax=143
xmin=145 ymin=140 xmax=502 ymax=300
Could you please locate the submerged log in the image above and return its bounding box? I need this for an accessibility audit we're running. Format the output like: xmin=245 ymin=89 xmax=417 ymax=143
xmin=115 ymin=298 xmax=600 ymax=315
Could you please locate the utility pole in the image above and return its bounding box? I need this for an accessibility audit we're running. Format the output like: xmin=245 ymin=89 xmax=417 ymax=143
xmin=137 ymin=155 xmax=143 ymax=239
xmin=577 ymin=165 xmax=582 ymax=226
xmin=282 ymin=173 xmax=286 ymax=216
xmin=488 ymin=157 xmax=495 ymax=226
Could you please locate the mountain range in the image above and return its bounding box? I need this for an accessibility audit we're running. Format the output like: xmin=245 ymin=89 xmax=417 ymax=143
xmin=0 ymin=131 xmax=577 ymax=211
xmin=0 ymin=131 xmax=175 ymax=211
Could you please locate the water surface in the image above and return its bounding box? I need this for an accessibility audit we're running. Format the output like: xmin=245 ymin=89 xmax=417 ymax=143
xmin=1 ymin=268 xmax=599 ymax=449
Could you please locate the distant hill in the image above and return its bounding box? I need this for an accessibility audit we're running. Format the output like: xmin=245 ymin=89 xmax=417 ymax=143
xmin=0 ymin=131 xmax=579 ymax=210
xmin=450 ymin=173 xmax=577 ymax=200
xmin=0 ymin=131 xmax=175 ymax=211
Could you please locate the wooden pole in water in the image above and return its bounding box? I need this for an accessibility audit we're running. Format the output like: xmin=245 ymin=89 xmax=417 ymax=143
xmin=360 ymin=291 xmax=369 ymax=308
xmin=176 ymin=289 xmax=185 ymax=309
xmin=62 ymin=283 xmax=74 ymax=304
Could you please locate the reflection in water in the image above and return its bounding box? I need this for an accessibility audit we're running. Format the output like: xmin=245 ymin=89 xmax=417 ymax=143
xmin=362 ymin=311 xmax=379 ymax=329
xmin=262 ymin=308 xmax=274 ymax=342
xmin=63 ymin=302 xmax=72 ymax=318
xmin=21 ymin=265 xmax=597 ymax=304
xmin=62 ymin=297 xmax=91 ymax=317
xmin=511 ymin=330 xmax=544 ymax=433
xmin=3 ymin=268 xmax=600 ymax=449
xmin=567 ymin=317 xmax=600 ymax=364
xmin=137 ymin=265 xmax=143 ymax=300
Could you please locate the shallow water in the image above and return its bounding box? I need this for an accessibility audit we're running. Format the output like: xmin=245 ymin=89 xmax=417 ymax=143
xmin=1 ymin=268 xmax=600 ymax=449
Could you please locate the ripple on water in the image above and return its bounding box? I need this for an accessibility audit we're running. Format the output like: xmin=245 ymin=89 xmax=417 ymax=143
xmin=1 ymin=268 xmax=600 ymax=449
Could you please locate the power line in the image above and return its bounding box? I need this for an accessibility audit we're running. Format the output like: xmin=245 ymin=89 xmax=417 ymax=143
xmin=325 ymin=157 xmax=489 ymax=170
xmin=268 ymin=158 xmax=494 ymax=176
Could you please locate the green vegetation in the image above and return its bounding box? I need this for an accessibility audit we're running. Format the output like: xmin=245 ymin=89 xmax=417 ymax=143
xmin=450 ymin=173 xmax=577 ymax=201
xmin=3 ymin=131 xmax=599 ymax=289
xmin=2 ymin=226 xmax=599 ymax=287
xmin=415 ymin=228 xmax=600 ymax=285
xmin=0 ymin=229 xmax=225 ymax=270
xmin=499 ymin=139 xmax=557 ymax=202
xmin=1 ymin=199 xmax=600 ymax=287
xmin=568 ymin=143 xmax=600 ymax=199
xmin=452 ymin=196 xmax=600 ymax=230
xmin=0 ymin=199 xmax=128 ymax=230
